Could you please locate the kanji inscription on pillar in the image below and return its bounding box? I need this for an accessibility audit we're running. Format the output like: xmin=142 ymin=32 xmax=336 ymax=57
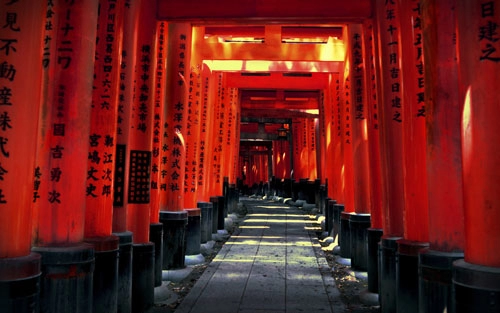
xmin=128 ymin=150 xmax=151 ymax=204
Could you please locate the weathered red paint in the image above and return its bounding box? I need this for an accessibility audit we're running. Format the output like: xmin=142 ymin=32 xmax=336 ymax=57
xmin=458 ymin=0 xmax=500 ymax=267
xmin=422 ymin=0 xmax=464 ymax=252
xmin=400 ymin=0 xmax=429 ymax=243
xmin=33 ymin=0 xmax=99 ymax=246
xmin=0 ymin=1 xmax=44 ymax=258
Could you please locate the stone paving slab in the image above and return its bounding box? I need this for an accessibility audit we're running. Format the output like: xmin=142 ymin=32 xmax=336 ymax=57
xmin=174 ymin=197 xmax=345 ymax=313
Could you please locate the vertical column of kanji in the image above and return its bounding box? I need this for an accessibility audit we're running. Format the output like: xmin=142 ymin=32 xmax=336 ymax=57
xmin=0 ymin=2 xmax=44 ymax=311
xmin=419 ymin=1 xmax=465 ymax=312
xmin=396 ymin=2 xmax=430 ymax=312
xmin=226 ymin=86 xmax=240 ymax=214
xmin=31 ymin=1 xmax=99 ymax=313
xmin=231 ymin=88 xmax=241 ymax=185
xmin=306 ymin=118 xmax=317 ymax=181
xmin=374 ymin=1 xmax=405 ymax=312
xmin=209 ymin=72 xmax=224 ymax=197
xmin=454 ymin=1 xmax=500 ymax=311
xmin=318 ymin=90 xmax=328 ymax=185
xmin=112 ymin=2 xmax=137 ymax=312
xmin=183 ymin=26 xmax=203 ymax=210
xmin=196 ymin=64 xmax=212 ymax=202
xmin=159 ymin=22 xmax=190 ymax=270
xmin=127 ymin=1 xmax=156 ymax=311
xmin=149 ymin=21 xmax=167 ymax=288
xmin=347 ymin=24 xmax=372 ymax=272
xmin=339 ymin=38 xmax=355 ymax=260
xmin=84 ymin=1 xmax=124 ymax=312
xmin=363 ymin=18 xmax=384 ymax=297
xmin=330 ymin=74 xmax=344 ymax=204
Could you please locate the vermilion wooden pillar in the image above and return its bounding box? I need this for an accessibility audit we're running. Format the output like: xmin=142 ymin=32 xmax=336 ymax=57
xmin=346 ymin=24 xmax=372 ymax=271
xmin=330 ymin=74 xmax=344 ymax=204
xmin=112 ymin=2 xmax=138 ymax=312
xmin=127 ymin=1 xmax=157 ymax=311
xmin=0 ymin=2 xmax=44 ymax=311
xmin=84 ymin=1 xmax=123 ymax=312
xmin=396 ymin=2 xmax=430 ymax=312
xmin=339 ymin=28 xmax=355 ymax=260
xmin=306 ymin=118 xmax=318 ymax=181
xmin=419 ymin=1 xmax=465 ymax=312
xmin=150 ymin=20 xmax=168 ymax=287
xmin=454 ymin=1 xmax=500 ymax=311
xmin=318 ymin=90 xmax=329 ymax=185
xmin=31 ymin=1 xmax=99 ymax=313
xmin=196 ymin=64 xmax=213 ymax=202
xmin=160 ymin=22 xmax=191 ymax=270
xmin=363 ymin=17 xmax=385 ymax=296
xmin=208 ymin=72 xmax=225 ymax=196
xmin=375 ymin=0 xmax=405 ymax=311
xmin=183 ymin=26 xmax=203 ymax=209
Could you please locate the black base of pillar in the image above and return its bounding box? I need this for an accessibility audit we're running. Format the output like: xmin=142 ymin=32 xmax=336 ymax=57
xmin=217 ymin=196 xmax=226 ymax=230
xmin=197 ymin=201 xmax=213 ymax=244
xmin=85 ymin=236 xmax=120 ymax=313
xmin=210 ymin=196 xmax=219 ymax=234
xmin=325 ymin=200 xmax=336 ymax=236
xmin=114 ymin=231 xmax=133 ymax=313
xmin=0 ymin=253 xmax=41 ymax=313
xmin=350 ymin=213 xmax=371 ymax=271
xmin=418 ymin=249 xmax=463 ymax=313
xmin=131 ymin=242 xmax=155 ymax=313
xmin=149 ymin=223 xmax=163 ymax=287
xmin=367 ymin=228 xmax=383 ymax=293
xmin=160 ymin=211 xmax=188 ymax=270
xmin=185 ymin=208 xmax=201 ymax=256
xmin=33 ymin=244 xmax=94 ymax=313
xmin=453 ymin=259 xmax=500 ymax=313
xmin=333 ymin=203 xmax=344 ymax=241
xmin=396 ymin=240 xmax=429 ymax=313
xmin=340 ymin=211 xmax=352 ymax=258
xmin=379 ymin=236 xmax=402 ymax=313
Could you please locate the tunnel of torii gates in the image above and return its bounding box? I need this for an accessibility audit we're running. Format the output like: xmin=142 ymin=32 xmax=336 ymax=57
xmin=1 ymin=0 xmax=500 ymax=313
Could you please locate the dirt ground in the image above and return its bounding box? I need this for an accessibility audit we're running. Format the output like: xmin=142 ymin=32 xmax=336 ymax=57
xmin=152 ymin=206 xmax=380 ymax=313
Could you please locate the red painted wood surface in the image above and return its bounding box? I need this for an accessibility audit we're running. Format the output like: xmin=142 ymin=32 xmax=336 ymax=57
xmin=33 ymin=0 xmax=99 ymax=246
xmin=0 ymin=1 xmax=44 ymax=258
xmin=422 ymin=0 xmax=464 ymax=252
xmin=330 ymin=74 xmax=344 ymax=203
xmin=375 ymin=0 xmax=404 ymax=236
xmin=126 ymin=0 xmax=156 ymax=243
xmin=112 ymin=0 xmax=139 ymax=233
xmin=341 ymin=32 xmax=355 ymax=213
xmin=160 ymin=23 xmax=191 ymax=211
xmin=196 ymin=64 xmax=213 ymax=201
xmin=364 ymin=19 xmax=384 ymax=229
xmin=157 ymin=0 xmax=372 ymax=21
xmin=85 ymin=0 xmax=124 ymax=238
xmin=150 ymin=21 xmax=168 ymax=224
xmin=400 ymin=0 xmax=429 ymax=243
xmin=348 ymin=24 xmax=371 ymax=214
xmin=184 ymin=26 xmax=203 ymax=208
xmin=458 ymin=0 xmax=500 ymax=267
